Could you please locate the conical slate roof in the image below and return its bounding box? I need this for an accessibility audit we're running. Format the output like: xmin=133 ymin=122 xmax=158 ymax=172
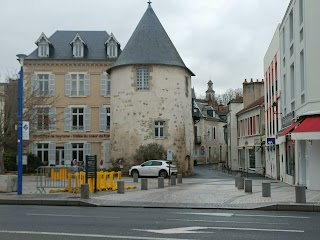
xmin=108 ymin=5 xmax=194 ymax=76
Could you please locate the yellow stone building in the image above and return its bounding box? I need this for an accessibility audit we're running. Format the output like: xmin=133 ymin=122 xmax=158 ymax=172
xmin=24 ymin=31 xmax=120 ymax=167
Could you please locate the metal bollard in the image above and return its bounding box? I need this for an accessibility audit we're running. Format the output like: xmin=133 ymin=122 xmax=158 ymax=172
xmin=235 ymin=177 xmax=239 ymax=187
xmin=177 ymin=174 xmax=182 ymax=184
xmin=141 ymin=178 xmax=148 ymax=190
xmin=117 ymin=180 xmax=125 ymax=194
xmin=170 ymin=175 xmax=177 ymax=186
xmin=245 ymin=179 xmax=252 ymax=193
xmin=81 ymin=184 xmax=89 ymax=199
xmin=237 ymin=177 xmax=244 ymax=190
xmin=262 ymin=182 xmax=271 ymax=197
xmin=158 ymin=177 xmax=164 ymax=188
xmin=133 ymin=173 xmax=138 ymax=183
xmin=295 ymin=185 xmax=306 ymax=203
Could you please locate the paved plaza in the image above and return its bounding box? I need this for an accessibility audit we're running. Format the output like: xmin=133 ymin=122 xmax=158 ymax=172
xmin=1 ymin=165 xmax=320 ymax=211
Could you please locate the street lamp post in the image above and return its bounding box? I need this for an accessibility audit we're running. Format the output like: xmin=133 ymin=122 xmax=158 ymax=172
xmin=16 ymin=54 xmax=27 ymax=195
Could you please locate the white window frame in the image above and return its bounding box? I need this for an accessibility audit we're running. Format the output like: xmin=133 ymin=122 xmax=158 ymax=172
xmin=36 ymin=107 xmax=50 ymax=131
xmin=37 ymin=143 xmax=49 ymax=163
xmin=155 ymin=121 xmax=164 ymax=139
xmin=71 ymin=107 xmax=84 ymax=131
xmin=107 ymin=42 xmax=117 ymax=58
xmin=136 ymin=68 xmax=149 ymax=90
xmin=38 ymin=39 xmax=49 ymax=57
xmin=72 ymin=143 xmax=84 ymax=162
xmin=73 ymin=38 xmax=84 ymax=58
xmin=106 ymin=106 xmax=111 ymax=131
xmin=38 ymin=74 xmax=49 ymax=96
xmin=71 ymin=73 xmax=85 ymax=96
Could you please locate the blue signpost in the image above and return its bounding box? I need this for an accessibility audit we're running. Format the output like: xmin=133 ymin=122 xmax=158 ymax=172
xmin=267 ymin=137 xmax=276 ymax=145
xmin=17 ymin=54 xmax=27 ymax=195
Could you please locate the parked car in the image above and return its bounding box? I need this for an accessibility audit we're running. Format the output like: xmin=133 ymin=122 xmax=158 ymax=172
xmin=129 ymin=160 xmax=177 ymax=178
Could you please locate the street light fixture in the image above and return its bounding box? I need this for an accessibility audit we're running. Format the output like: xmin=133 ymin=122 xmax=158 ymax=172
xmin=272 ymin=101 xmax=282 ymax=115
xmin=16 ymin=53 xmax=27 ymax=195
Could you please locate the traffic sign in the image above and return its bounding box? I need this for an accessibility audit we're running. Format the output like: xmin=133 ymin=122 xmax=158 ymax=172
xmin=200 ymin=146 xmax=205 ymax=150
xmin=267 ymin=137 xmax=275 ymax=145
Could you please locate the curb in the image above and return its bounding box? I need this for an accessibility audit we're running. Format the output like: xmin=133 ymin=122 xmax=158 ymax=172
xmin=0 ymin=199 xmax=96 ymax=207
xmin=0 ymin=198 xmax=319 ymax=212
xmin=257 ymin=204 xmax=320 ymax=212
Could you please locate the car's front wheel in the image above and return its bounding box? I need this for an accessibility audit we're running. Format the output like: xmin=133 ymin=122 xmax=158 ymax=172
xmin=159 ymin=170 xmax=168 ymax=178
xmin=131 ymin=169 xmax=139 ymax=177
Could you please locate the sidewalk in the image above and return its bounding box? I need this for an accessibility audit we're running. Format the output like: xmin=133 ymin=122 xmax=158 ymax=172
xmin=1 ymin=168 xmax=320 ymax=211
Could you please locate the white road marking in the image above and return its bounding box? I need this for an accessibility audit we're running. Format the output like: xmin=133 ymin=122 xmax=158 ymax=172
xmin=173 ymin=212 xmax=310 ymax=219
xmin=235 ymin=214 xmax=310 ymax=219
xmin=0 ymin=230 xmax=191 ymax=240
xmin=27 ymin=213 xmax=120 ymax=219
xmin=133 ymin=227 xmax=210 ymax=234
xmin=167 ymin=218 xmax=290 ymax=225
xmin=174 ymin=212 xmax=234 ymax=217
xmin=134 ymin=226 xmax=304 ymax=234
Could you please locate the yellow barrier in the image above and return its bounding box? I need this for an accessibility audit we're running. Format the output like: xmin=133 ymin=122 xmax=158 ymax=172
xmin=50 ymin=168 xmax=68 ymax=180
xmin=63 ymin=171 xmax=123 ymax=193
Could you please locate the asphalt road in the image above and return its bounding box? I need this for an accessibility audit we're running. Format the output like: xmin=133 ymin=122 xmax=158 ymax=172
xmin=1 ymin=205 xmax=320 ymax=240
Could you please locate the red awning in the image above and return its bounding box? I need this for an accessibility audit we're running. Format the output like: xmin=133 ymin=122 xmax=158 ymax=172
xmin=279 ymin=120 xmax=302 ymax=136
xmin=292 ymin=116 xmax=320 ymax=133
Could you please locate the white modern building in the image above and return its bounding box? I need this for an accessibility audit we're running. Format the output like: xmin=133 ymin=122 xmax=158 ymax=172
xmin=264 ymin=25 xmax=282 ymax=180
xmin=226 ymin=98 xmax=243 ymax=171
xmin=279 ymin=0 xmax=320 ymax=190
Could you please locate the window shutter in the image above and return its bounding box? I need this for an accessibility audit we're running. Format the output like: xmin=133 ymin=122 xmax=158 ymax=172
xmin=31 ymin=74 xmax=38 ymax=96
xmin=99 ymin=106 xmax=107 ymax=132
xmin=100 ymin=74 xmax=107 ymax=96
xmin=49 ymin=107 xmax=56 ymax=131
xmin=29 ymin=143 xmax=37 ymax=155
xmin=84 ymin=106 xmax=91 ymax=132
xmin=64 ymin=107 xmax=71 ymax=132
xmin=64 ymin=143 xmax=72 ymax=163
xmin=65 ymin=74 xmax=71 ymax=96
xmin=84 ymin=74 xmax=90 ymax=96
xmin=49 ymin=74 xmax=55 ymax=96
xmin=48 ymin=143 xmax=56 ymax=165
xmin=84 ymin=143 xmax=91 ymax=157
xmin=104 ymin=141 xmax=110 ymax=169
xmin=107 ymin=74 xmax=111 ymax=96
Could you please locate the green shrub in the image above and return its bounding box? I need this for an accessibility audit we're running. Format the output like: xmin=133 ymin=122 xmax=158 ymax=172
xmin=134 ymin=143 xmax=166 ymax=165
xmin=4 ymin=152 xmax=45 ymax=174
xmin=4 ymin=152 xmax=16 ymax=171
xmin=26 ymin=153 xmax=45 ymax=173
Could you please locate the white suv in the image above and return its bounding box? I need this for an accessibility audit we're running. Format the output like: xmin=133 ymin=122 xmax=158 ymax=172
xmin=129 ymin=160 xmax=178 ymax=178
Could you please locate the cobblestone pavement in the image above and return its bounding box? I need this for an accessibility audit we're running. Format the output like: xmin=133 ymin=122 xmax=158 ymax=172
xmin=1 ymin=166 xmax=320 ymax=210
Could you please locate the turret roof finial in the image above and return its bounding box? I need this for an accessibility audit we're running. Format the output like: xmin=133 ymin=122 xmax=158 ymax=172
xmin=147 ymin=1 xmax=152 ymax=6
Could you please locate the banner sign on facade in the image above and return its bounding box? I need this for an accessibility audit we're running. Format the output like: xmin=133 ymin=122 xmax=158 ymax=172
xmin=22 ymin=121 xmax=29 ymax=140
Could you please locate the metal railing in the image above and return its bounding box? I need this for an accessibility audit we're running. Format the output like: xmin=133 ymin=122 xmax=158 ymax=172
xmin=36 ymin=166 xmax=122 ymax=193
xmin=36 ymin=166 xmax=83 ymax=193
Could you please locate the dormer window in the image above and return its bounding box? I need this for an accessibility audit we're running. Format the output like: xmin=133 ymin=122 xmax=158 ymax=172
xmin=73 ymin=39 xmax=83 ymax=57
xmin=105 ymin=33 xmax=120 ymax=58
xmin=70 ymin=33 xmax=86 ymax=58
xmin=35 ymin=33 xmax=51 ymax=58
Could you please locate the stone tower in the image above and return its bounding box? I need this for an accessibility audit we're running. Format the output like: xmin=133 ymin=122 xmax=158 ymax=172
xmin=205 ymin=80 xmax=215 ymax=101
xmin=107 ymin=4 xmax=195 ymax=174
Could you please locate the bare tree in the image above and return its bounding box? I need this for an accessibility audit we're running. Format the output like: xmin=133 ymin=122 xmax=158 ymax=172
xmin=215 ymin=88 xmax=243 ymax=106
xmin=0 ymin=72 xmax=60 ymax=174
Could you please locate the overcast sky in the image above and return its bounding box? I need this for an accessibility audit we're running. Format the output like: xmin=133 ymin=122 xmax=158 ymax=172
xmin=0 ymin=0 xmax=290 ymax=96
